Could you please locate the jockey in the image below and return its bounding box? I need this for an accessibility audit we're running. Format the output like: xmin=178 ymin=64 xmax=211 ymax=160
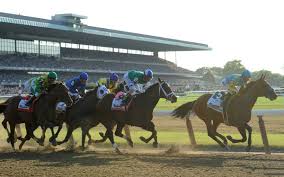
xmin=221 ymin=69 xmax=252 ymax=95
xmin=65 ymin=72 xmax=88 ymax=100
xmin=123 ymin=69 xmax=153 ymax=95
xmin=221 ymin=69 xmax=251 ymax=125
xmin=24 ymin=71 xmax=58 ymax=106
xmin=96 ymin=73 xmax=119 ymax=93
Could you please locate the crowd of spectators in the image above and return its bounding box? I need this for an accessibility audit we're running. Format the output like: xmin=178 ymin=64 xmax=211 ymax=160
xmin=0 ymin=53 xmax=223 ymax=95
xmin=0 ymin=54 xmax=181 ymax=73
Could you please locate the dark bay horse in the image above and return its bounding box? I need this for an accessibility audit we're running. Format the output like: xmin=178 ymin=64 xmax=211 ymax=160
xmin=172 ymin=75 xmax=277 ymax=151
xmin=95 ymin=78 xmax=177 ymax=148
xmin=56 ymin=87 xmax=119 ymax=151
xmin=0 ymin=82 xmax=73 ymax=150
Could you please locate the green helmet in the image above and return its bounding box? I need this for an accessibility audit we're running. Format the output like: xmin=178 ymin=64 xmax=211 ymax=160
xmin=48 ymin=72 xmax=58 ymax=80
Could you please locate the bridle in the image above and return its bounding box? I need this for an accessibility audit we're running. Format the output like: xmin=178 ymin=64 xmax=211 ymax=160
xmin=158 ymin=81 xmax=174 ymax=100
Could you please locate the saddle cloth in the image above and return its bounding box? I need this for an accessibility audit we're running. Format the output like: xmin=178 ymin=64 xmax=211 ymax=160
xmin=17 ymin=96 xmax=33 ymax=112
xmin=111 ymin=92 xmax=132 ymax=112
xmin=207 ymin=91 xmax=225 ymax=113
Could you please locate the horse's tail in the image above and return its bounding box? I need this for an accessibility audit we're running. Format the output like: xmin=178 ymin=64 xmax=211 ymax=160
xmin=171 ymin=100 xmax=196 ymax=119
xmin=0 ymin=100 xmax=9 ymax=114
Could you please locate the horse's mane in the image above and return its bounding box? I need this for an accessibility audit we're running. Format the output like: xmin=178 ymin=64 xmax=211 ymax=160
xmin=238 ymin=80 xmax=256 ymax=95
xmin=47 ymin=81 xmax=66 ymax=91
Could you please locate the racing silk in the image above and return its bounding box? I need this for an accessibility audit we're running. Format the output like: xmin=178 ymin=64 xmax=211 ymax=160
xmin=96 ymin=78 xmax=117 ymax=93
xmin=123 ymin=70 xmax=147 ymax=95
xmin=31 ymin=75 xmax=49 ymax=97
xmin=222 ymin=74 xmax=245 ymax=94
xmin=65 ymin=77 xmax=86 ymax=94
xmin=127 ymin=70 xmax=147 ymax=84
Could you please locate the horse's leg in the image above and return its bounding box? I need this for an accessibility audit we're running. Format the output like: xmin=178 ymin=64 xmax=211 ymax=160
xmin=139 ymin=122 xmax=158 ymax=148
xmin=95 ymin=122 xmax=115 ymax=144
xmin=212 ymin=120 xmax=228 ymax=146
xmin=8 ymin=121 xmax=16 ymax=150
xmin=81 ymin=126 xmax=90 ymax=151
xmin=49 ymin=127 xmax=57 ymax=146
xmin=54 ymin=124 xmax=63 ymax=139
xmin=57 ymin=125 xmax=74 ymax=145
xmin=87 ymin=131 xmax=92 ymax=145
xmin=15 ymin=124 xmax=22 ymax=139
xmin=114 ymin=122 xmax=133 ymax=147
xmin=101 ymin=120 xmax=121 ymax=154
xmin=66 ymin=124 xmax=76 ymax=146
xmin=29 ymin=125 xmax=44 ymax=146
xmin=227 ymin=126 xmax=247 ymax=144
xmin=19 ymin=123 xmax=32 ymax=150
xmin=245 ymin=123 xmax=252 ymax=152
xmin=2 ymin=119 xmax=11 ymax=143
xmin=205 ymin=120 xmax=227 ymax=149
xmin=38 ymin=126 xmax=46 ymax=146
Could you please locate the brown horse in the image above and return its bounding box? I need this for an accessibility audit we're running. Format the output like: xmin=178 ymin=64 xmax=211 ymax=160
xmin=172 ymin=75 xmax=277 ymax=151
xmin=0 ymin=82 xmax=73 ymax=150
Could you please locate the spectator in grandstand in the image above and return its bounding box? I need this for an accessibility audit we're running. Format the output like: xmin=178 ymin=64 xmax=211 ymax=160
xmin=122 ymin=69 xmax=153 ymax=104
xmin=96 ymin=72 xmax=119 ymax=93
xmin=24 ymin=71 xmax=58 ymax=106
xmin=65 ymin=72 xmax=89 ymax=100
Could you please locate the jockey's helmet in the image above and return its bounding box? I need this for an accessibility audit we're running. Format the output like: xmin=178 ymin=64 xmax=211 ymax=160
xmin=80 ymin=72 xmax=89 ymax=81
xmin=144 ymin=69 xmax=153 ymax=79
xmin=241 ymin=69 xmax=251 ymax=78
xmin=110 ymin=73 xmax=119 ymax=82
xmin=48 ymin=72 xmax=58 ymax=80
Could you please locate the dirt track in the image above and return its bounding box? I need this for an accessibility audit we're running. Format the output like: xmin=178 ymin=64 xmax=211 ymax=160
xmin=1 ymin=146 xmax=284 ymax=177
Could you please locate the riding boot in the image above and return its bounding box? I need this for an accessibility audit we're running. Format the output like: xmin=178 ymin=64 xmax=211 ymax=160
xmin=25 ymin=95 xmax=36 ymax=107
xmin=122 ymin=93 xmax=132 ymax=105
xmin=222 ymin=93 xmax=232 ymax=125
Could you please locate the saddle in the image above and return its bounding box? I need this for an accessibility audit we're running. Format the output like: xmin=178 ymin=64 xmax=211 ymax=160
xmin=111 ymin=92 xmax=133 ymax=112
xmin=17 ymin=95 xmax=36 ymax=112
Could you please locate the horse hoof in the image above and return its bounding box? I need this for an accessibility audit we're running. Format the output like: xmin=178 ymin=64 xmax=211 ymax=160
xmin=127 ymin=140 xmax=134 ymax=148
xmin=6 ymin=137 xmax=10 ymax=143
xmin=115 ymin=148 xmax=122 ymax=155
xmin=153 ymin=142 xmax=158 ymax=148
xmin=224 ymin=145 xmax=231 ymax=151
xmin=139 ymin=136 xmax=148 ymax=143
xmin=51 ymin=140 xmax=57 ymax=146
xmin=38 ymin=141 xmax=44 ymax=146
xmin=88 ymin=140 xmax=92 ymax=145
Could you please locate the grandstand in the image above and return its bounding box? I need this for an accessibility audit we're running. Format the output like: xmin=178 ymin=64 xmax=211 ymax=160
xmin=0 ymin=12 xmax=211 ymax=94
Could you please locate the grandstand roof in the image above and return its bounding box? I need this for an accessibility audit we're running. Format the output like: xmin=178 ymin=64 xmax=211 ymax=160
xmin=0 ymin=12 xmax=211 ymax=51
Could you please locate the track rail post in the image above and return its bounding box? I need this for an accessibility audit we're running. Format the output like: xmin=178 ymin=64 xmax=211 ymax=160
xmin=258 ymin=115 xmax=271 ymax=154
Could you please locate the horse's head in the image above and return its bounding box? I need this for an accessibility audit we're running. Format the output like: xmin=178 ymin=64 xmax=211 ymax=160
xmin=253 ymin=74 xmax=277 ymax=100
xmin=48 ymin=82 xmax=73 ymax=107
xmin=157 ymin=78 xmax=177 ymax=103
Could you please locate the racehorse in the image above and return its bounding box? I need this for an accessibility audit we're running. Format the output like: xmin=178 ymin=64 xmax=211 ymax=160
xmin=95 ymin=78 xmax=177 ymax=148
xmin=172 ymin=75 xmax=277 ymax=151
xmin=0 ymin=82 xmax=73 ymax=150
xmin=56 ymin=86 xmax=121 ymax=152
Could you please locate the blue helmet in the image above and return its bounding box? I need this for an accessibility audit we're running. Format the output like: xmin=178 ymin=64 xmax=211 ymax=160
xmin=241 ymin=69 xmax=251 ymax=78
xmin=144 ymin=69 xmax=153 ymax=79
xmin=79 ymin=72 xmax=89 ymax=80
xmin=110 ymin=73 xmax=119 ymax=82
